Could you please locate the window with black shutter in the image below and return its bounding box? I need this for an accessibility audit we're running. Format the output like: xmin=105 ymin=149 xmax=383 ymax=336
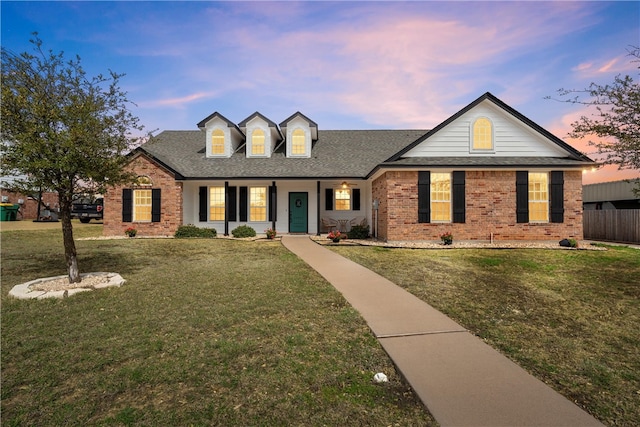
xmin=418 ymin=171 xmax=430 ymax=223
xmin=452 ymin=171 xmax=466 ymax=223
xmin=550 ymin=171 xmax=564 ymax=223
xmin=516 ymin=171 xmax=529 ymax=223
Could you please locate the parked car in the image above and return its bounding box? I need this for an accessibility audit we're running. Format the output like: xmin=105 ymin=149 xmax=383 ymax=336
xmin=71 ymin=196 xmax=103 ymax=223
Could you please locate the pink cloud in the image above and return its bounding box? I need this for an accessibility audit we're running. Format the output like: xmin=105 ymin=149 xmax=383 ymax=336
xmin=140 ymin=91 xmax=218 ymax=109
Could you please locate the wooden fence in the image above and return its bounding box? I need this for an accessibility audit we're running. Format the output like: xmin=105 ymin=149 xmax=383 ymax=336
xmin=583 ymin=209 xmax=640 ymax=243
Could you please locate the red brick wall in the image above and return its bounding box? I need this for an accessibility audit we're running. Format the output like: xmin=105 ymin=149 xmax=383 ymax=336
xmin=0 ymin=190 xmax=59 ymax=220
xmin=374 ymin=170 xmax=583 ymax=241
xmin=103 ymin=154 xmax=183 ymax=237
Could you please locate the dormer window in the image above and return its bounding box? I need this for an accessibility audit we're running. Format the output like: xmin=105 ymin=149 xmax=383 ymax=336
xmin=211 ymin=129 xmax=225 ymax=155
xmin=280 ymin=112 xmax=317 ymax=158
xmin=471 ymin=117 xmax=494 ymax=151
xmin=292 ymin=129 xmax=306 ymax=155
xmin=251 ymin=129 xmax=265 ymax=155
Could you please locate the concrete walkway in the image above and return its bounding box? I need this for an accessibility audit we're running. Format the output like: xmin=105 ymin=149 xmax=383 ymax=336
xmin=281 ymin=235 xmax=604 ymax=427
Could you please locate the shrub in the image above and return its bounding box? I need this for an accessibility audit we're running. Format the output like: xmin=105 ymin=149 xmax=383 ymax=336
xmin=232 ymin=225 xmax=256 ymax=238
xmin=174 ymin=225 xmax=217 ymax=238
xmin=348 ymin=224 xmax=370 ymax=239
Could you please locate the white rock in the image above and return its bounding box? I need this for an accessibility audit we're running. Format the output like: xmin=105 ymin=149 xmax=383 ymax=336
xmin=373 ymin=372 xmax=388 ymax=383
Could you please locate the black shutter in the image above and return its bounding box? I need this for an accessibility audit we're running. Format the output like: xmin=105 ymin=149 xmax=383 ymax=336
xmin=239 ymin=186 xmax=248 ymax=222
xmin=418 ymin=171 xmax=430 ymax=223
xmin=268 ymin=185 xmax=277 ymax=221
xmin=151 ymin=189 xmax=161 ymax=223
xmin=199 ymin=186 xmax=207 ymax=222
xmin=122 ymin=189 xmax=132 ymax=222
xmin=516 ymin=171 xmax=529 ymax=223
xmin=550 ymin=171 xmax=564 ymax=223
xmin=227 ymin=186 xmax=237 ymax=221
xmin=325 ymin=188 xmax=333 ymax=210
xmin=452 ymin=171 xmax=465 ymax=223
xmin=353 ymin=188 xmax=361 ymax=211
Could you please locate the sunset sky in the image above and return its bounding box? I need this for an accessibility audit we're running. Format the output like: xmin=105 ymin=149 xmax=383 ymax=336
xmin=2 ymin=1 xmax=638 ymax=184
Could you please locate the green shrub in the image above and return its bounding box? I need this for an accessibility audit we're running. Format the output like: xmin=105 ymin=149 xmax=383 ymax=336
xmin=231 ymin=225 xmax=256 ymax=238
xmin=174 ymin=225 xmax=217 ymax=238
xmin=348 ymin=224 xmax=370 ymax=239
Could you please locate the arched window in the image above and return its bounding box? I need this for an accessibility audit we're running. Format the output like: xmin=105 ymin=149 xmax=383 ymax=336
xmin=472 ymin=117 xmax=493 ymax=150
xmin=251 ymin=129 xmax=265 ymax=155
xmin=292 ymin=129 xmax=306 ymax=155
xmin=211 ymin=129 xmax=225 ymax=155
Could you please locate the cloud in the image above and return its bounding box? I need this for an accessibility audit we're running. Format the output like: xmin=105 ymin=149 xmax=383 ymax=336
xmin=140 ymin=91 xmax=219 ymax=109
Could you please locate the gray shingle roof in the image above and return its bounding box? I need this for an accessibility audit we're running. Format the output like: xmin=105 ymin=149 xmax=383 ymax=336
xmin=140 ymin=129 xmax=427 ymax=179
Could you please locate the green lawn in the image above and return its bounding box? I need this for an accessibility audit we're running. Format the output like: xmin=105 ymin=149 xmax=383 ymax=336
xmin=330 ymin=244 xmax=640 ymax=427
xmin=1 ymin=227 xmax=435 ymax=426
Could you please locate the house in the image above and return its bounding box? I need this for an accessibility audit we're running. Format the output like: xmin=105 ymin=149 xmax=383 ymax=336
xmin=583 ymin=179 xmax=640 ymax=210
xmin=103 ymin=92 xmax=596 ymax=241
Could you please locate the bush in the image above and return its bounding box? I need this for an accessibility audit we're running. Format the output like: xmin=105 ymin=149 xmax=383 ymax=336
xmin=231 ymin=225 xmax=256 ymax=238
xmin=175 ymin=225 xmax=217 ymax=238
xmin=348 ymin=224 xmax=370 ymax=239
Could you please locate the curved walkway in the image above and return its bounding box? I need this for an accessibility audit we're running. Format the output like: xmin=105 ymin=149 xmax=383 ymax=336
xmin=282 ymin=235 xmax=604 ymax=427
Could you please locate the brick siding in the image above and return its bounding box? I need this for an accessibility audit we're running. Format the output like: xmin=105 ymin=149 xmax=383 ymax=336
xmin=373 ymin=170 xmax=583 ymax=242
xmin=103 ymin=154 xmax=183 ymax=237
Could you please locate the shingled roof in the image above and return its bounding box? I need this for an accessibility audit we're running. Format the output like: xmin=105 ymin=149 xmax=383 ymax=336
xmin=138 ymin=129 xmax=427 ymax=180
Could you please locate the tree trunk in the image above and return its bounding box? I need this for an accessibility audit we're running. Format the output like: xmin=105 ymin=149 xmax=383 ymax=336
xmin=59 ymin=194 xmax=81 ymax=283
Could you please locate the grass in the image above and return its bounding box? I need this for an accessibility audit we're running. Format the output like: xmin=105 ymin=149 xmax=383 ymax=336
xmin=1 ymin=226 xmax=436 ymax=426
xmin=331 ymin=244 xmax=640 ymax=427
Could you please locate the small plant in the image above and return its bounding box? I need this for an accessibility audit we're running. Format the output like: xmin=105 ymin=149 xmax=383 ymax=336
xmin=348 ymin=224 xmax=370 ymax=239
xmin=124 ymin=227 xmax=137 ymax=237
xmin=560 ymin=238 xmax=578 ymax=248
xmin=174 ymin=224 xmax=217 ymax=238
xmin=327 ymin=230 xmax=346 ymax=242
xmin=440 ymin=232 xmax=453 ymax=245
xmin=265 ymin=228 xmax=277 ymax=239
xmin=232 ymin=225 xmax=256 ymax=238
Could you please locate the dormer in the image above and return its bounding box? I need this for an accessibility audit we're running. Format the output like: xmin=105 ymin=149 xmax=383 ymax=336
xmin=238 ymin=112 xmax=283 ymax=158
xmin=197 ymin=112 xmax=244 ymax=158
xmin=279 ymin=112 xmax=318 ymax=158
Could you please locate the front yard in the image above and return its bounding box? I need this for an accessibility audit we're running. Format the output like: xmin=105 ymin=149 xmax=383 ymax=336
xmin=1 ymin=226 xmax=434 ymax=426
xmin=330 ymin=243 xmax=640 ymax=427
xmin=2 ymin=225 xmax=638 ymax=426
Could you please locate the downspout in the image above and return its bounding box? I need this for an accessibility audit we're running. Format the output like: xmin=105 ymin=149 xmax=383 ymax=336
xmin=316 ymin=181 xmax=321 ymax=236
xmin=224 ymin=181 xmax=229 ymax=236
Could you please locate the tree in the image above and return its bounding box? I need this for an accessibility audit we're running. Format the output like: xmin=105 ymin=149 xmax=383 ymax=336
xmin=549 ymin=46 xmax=640 ymax=192
xmin=1 ymin=34 xmax=143 ymax=282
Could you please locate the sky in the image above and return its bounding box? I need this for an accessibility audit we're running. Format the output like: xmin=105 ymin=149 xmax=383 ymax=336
xmin=2 ymin=1 xmax=638 ymax=184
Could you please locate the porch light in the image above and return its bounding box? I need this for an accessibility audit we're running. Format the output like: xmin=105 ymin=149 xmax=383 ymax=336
xmin=341 ymin=181 xmax=348 ymax=189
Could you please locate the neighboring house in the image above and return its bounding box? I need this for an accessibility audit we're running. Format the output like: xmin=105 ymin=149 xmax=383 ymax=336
xmin=103 ymin=92 xmax=596 ymax=241
xmin=583 ymin=179 xmax=640 ymax=210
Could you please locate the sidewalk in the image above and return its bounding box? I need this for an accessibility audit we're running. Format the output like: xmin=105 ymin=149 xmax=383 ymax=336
xmin=281 ymin=235 xmax=604 ymax=427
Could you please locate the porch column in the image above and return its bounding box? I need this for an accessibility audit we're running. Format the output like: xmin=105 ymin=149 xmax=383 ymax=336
xmin=224 ymin=181 xmax=229 ymax=236
xmin=316 ymin=180 xmax=321 ymax=235
xmin=271 ymin=181 xmax=277 ymax=231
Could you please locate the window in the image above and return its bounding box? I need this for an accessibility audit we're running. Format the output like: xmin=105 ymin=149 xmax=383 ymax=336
xmin=335 ymin=188 xmax=351 ymax=210
xmin=250 ymin=187 xmax=267 ymax=221
xmin=430 ymin=173 xmax=451 ymax=222
xmin=472 ymin=117 xmax=493 ymax=150
xmin=211 ymin=129 xmax=225 ymax=155
xmin=528 ymin=172 xmax=548 ymax=222
xmin=292 ymin=129 xmax=306 ymax=155
xmin=251 ymin=129 xmax=265 ymax=155
xmin=209 ymin=187 xmax=225 ymax=221
xmin=133 ymin=189 xmax=152 ymax=221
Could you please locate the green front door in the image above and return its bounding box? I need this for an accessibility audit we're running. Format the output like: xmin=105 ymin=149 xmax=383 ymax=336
xmin=289 ymin=192 xmax=308 ymax=233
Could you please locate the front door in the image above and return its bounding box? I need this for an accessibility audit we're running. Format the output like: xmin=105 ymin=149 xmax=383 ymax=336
xmin=289 ymin=192 xmax=308 ymax=233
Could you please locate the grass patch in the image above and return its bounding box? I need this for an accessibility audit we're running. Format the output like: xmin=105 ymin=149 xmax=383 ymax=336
xmin=331 ymin=245 xmax=640 ymax=427
xmin=1 ymin=227 xmax=435 ymax=426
